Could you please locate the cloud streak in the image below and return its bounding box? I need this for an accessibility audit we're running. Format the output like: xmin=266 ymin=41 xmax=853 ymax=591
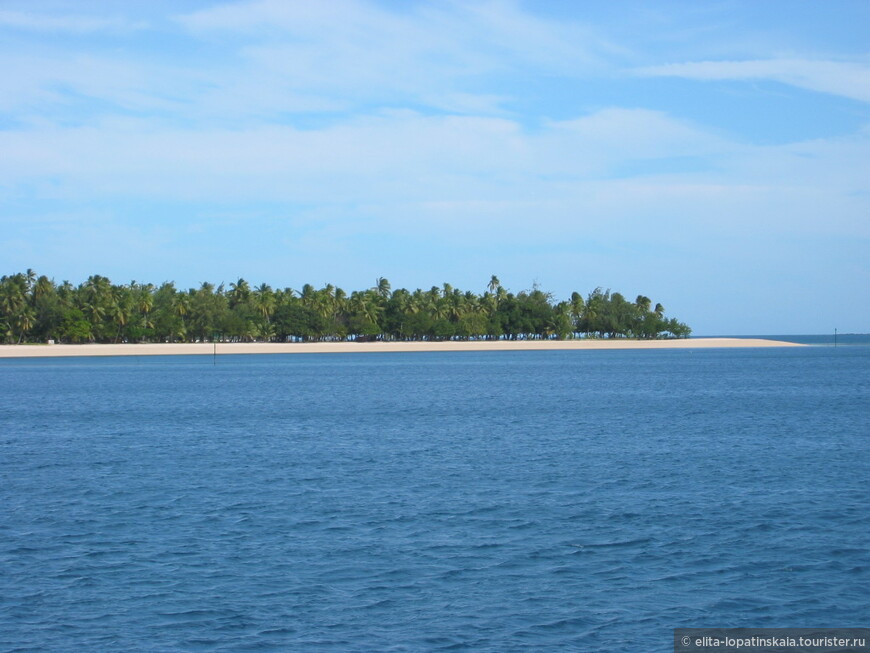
xmin=638 ymin=58 xmax=870 ymax=103
xmin=0 ymin=9 xmax=140 ymax=33
xmin=174 ymin=0 xmax=616 ymax=116
xmin=1 ymin=106 xmax=865 ymax=243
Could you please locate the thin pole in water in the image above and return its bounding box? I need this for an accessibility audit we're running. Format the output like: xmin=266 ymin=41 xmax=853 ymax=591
xmin=214 ymin=339 xmax=217 ymax=365
xmin=834 ymin=328 xmax=837 ymax=348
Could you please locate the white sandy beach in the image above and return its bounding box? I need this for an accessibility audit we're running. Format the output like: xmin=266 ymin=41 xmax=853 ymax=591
xmin=0 ymin=338 xmax=802 ymax=358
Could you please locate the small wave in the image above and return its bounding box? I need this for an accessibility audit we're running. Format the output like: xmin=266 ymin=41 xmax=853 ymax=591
xmin=568 ymin=536 xmax=653 ymax=550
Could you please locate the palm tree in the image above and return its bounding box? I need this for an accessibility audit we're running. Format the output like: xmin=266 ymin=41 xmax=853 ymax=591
xmin=228 ymin=278 xmax=251 ymax=308
xmin=174 ymin=292 xmax=190 ymax=319
xmin=80 ymin=275 xmax=113 ymax=341
xmin=635 ymin=295 xmax=651 ymax=313
xmin=57 ymin=280 xmax=75 ymax=305
xmin=253 ymin=283 xmax=276 ymax=323
xmin=300 ymin=284 xmax=316 ymax=307
xmin=34 ymin=275 xmax=54 ymax=300
xmin=0 ymin=276 xmax=27 ymax=328
xmin=190 ymin=282 xmax=221 ymax=342
xmin=15 ymin=306 xmax=35 ymax=343
xmin=138 ymin=285 xmax=154 ymax=326
xmin=569 ymin=292 xmax=585 ymax=335
xmin=24 ymin=268 xmax=36 ymax=294
xmin=109 ymin=286 xmax=133 ymax=342
xmin=349 ymin=290 xmax=383 ymax=338
xmin=375 ymin=277 xmax=391 ymax=299
xmin=249 ymin=284 xmax=275 ymax=341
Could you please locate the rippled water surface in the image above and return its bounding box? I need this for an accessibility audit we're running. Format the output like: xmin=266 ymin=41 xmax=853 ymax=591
xmin=1 ymin=347 xmax=868 ymax=652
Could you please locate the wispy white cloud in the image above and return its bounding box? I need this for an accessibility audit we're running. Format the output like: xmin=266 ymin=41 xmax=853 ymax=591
xmin=637 ymin=58 xmax=870 ymax=103
xmin=0 ymin=109 xmax=719 ymax=199
xmin=1 ymin=106 xmax=866 ymax=244
xmin=174 ymin=0 xmax=615 ymax=116
xmin=0 ymin=9 xmax=141 ymax=33
xmin=177 ymin=0 xmax=613 ymax=69
xmin=0 ymin=54 xmax=191 ymax=115
xmin=543 ymin=109 xmax=728 ymax=165
xmin=0 ymin=0 xmax=616 ymax=125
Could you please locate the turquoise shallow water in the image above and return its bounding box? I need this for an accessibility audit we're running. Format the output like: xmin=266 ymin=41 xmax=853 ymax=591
xmin=700 ymin=334 xmax=870 ymax=346
xmin=1 ymin=346 xmax=868 ymax=652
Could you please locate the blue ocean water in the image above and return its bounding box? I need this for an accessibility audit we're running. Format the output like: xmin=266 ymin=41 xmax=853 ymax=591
xmin=1 ymin=345 xmax=868 ymax=652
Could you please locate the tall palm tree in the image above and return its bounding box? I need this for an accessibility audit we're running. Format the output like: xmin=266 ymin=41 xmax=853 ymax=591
xmin=178 ymin=293 xmax=191 ymax=337
xmin=34 ymin=275 xmax=54 ymax=300
xmin=635 ymin=295 xmax=652 ymax=313
xmin=253 ymin=283 xmax=275 ymax=322
xmin=228 ymin=278 xmax=251 ymax=308
xmin=0 ymin=275 xmax=26 ymax=318
xmin=24 ymin=268 xmax=36 ymax=294
xmin=80 ymin=275 xmax=113 ymax=341
xmin=300 ymin=284 xmax=316 ymax=307
xmin=16 ymin=307 xmax=35 ymax=344
xmin=375 ymin=277 xmax=391 ymax=299
xmin=134 ymin=284 xmax=155 ymax=338
xmin=109 ymin=286 xmax=133 ymax=342
xmin=252 ymin=283 xmax=276 ymax=340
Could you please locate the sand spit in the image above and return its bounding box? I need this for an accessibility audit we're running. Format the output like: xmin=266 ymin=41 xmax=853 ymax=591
xmin=0 ymin=338 xmax=803 ymax=358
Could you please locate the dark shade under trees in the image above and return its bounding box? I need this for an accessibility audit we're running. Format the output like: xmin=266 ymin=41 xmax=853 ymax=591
xmin=0 ymin=270 xmax=691 ymax=344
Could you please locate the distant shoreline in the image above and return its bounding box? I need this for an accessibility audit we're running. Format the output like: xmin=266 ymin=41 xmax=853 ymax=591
xmin=0 ymin=338 xmax=803 ymax=358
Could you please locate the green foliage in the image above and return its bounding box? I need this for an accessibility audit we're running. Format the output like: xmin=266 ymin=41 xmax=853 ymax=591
xmin=0 ymin=271 xmax=691 ymax=344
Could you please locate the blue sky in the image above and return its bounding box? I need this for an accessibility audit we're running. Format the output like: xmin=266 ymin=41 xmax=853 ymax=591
xmin=1 ymin=0 xmax=867 ymax=334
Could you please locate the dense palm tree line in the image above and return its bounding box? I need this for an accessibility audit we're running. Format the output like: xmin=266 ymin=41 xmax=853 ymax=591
xmin=0 ymin=271 xmax=691 ymax=344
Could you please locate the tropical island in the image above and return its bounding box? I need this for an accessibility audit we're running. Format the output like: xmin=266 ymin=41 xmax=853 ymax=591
xmin=1 ymin=271 xmax=691 ymax=345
